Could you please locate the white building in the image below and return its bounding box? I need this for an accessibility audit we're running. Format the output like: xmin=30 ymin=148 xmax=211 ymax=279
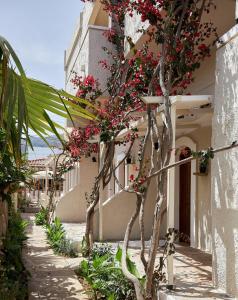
xmin=56 ymin=1 xmax=238 ymax=298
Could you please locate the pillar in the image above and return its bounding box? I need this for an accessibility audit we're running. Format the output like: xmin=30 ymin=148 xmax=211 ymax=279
xmin=167 ymin=104 xmax=176 ymax=287
xmin=45 ymin=166 xmax=49 ymax=194
xmin=236 ymin=0 xmax=238 ymax=22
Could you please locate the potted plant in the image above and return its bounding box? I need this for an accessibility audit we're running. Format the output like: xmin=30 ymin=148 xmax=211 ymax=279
xmin=199 ymin=158 xmax=209 ymax=174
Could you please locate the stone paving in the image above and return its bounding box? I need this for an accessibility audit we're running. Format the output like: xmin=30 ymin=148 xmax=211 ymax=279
xmin=22 ymin=216 xmax=234 ymax=300
xmin=22 ymin=214 xmax=87 ymax=300
xmin=61 ymin=223 xmax=234 ymax=300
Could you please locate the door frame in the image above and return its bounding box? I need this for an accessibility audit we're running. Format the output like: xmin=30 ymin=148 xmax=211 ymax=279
xmin=176 ymin=136 xmax=197 ymax=248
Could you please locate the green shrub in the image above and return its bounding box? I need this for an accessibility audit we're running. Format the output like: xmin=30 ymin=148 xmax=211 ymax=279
xmin=76 ymin=245 xmax=138 ymax=300
xmin=45 ymin=217 xmax=77 ymax=258
xmin=0 ymin=210 xmax=29 ymax=299
xmin=35 ymin=206 xmax=48 ymax=226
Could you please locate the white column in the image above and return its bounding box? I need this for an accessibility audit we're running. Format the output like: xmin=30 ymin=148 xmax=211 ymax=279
xmin=99 ymin=142 xmax=106 ymax=241
xmin=45 ymin=166 xmax=49 ymax=194
xmin=69 ymin=171 xmax=72 ymax=190
xmin=119 ymin=162 xmax=125 ymax=190
xmin=66 ymin=172 xmax=69 ymax=192
xmin=76 ymin=162 xmax=80 ymax=184
xmin=63 ymin=173 xmax=66 ymax=194
xmin=74 ymin=167 xmax=76 ymax=188
xmin=68 ymin=171 xmax=70 ymax=191
xmin=167 ymin=104 xmax=176 ymax=287
xmin=236 ymin=0 xmax=238 ymax=21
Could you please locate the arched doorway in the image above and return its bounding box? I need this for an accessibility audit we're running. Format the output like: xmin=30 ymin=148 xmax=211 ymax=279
xmin=179 ymin=148 xmax=191 ymax=244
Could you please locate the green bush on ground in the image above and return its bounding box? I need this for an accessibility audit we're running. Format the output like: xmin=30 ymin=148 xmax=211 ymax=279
xmin=35 ymin=206 xmax=48 ymax=226
xmin=76 ymin=244 xmax=141 ymax=300
xmin=45 ymin=217 xmax=78 ymax=258
xmin=0 ymin=210 xmax=29 ymax=300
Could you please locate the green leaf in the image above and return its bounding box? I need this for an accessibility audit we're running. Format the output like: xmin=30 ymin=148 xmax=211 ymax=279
xmin=115 ymin=247 xmax=122 ymax=263
xmin=43 ymin=111 xmax=65 ymax=146
xmin=126 ymin=254 xmax=140 ymax=278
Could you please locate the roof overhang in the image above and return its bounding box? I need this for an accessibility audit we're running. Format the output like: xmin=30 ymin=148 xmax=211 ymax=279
xmin=141 ymin=95 xmax=212 ymax=109
xmin=117 ymin=95 xmax=213 ymax=140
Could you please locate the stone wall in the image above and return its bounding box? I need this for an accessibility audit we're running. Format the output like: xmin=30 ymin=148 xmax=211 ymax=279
xmin=212 ymin=26 xmax=238 ymax=297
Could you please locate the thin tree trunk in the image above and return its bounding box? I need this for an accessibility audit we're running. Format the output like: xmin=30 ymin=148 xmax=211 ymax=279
xmin=144 ymin=170 xmax=166 ymax=300
xmin=139 ymin=193 xmax=147 ymax=271
xmin=121 ymin=196 xmax=145 ymax=300
xmin=85 ymin=183 xmax=100 ymax=255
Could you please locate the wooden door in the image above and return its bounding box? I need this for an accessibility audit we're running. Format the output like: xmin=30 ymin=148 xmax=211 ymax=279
xmin=179 ymin=151 xmax=191 ymax=244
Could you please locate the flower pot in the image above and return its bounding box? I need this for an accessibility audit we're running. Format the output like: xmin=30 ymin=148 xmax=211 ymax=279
xmin=126 ymin=157 xmax=132 ymax=164
xmin=199 ymin=164 xmax=208 ymax=174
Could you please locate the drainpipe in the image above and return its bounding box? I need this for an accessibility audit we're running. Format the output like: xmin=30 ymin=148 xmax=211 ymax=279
xmin=166 ymin=104 xmax=176 ymax=289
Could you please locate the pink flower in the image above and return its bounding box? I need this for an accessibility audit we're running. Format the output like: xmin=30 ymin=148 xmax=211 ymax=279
xmin=70 ymin=145 xmax=80 ymax=157
xmin=129 ymin=174 xmax=134 ymax=181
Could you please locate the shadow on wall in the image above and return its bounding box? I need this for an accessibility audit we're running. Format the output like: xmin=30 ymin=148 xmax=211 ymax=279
xmin=212 ymin=33 xmax=238 ymax=297
xmin=93 ymin=176 xmax=166 ymax=241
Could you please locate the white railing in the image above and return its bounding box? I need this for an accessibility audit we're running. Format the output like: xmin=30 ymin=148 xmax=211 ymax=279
xmin=62 ymin=162 xmax=80 ymax=196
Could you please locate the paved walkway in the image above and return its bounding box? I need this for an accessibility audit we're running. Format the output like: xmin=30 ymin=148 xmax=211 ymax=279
xmin=22 ymin=213 xmax=87 ymax=300
xmin=61 ymin=223 xmax=233 ymax=300
xmin=22 ymin=215 xmax=233 ymax=300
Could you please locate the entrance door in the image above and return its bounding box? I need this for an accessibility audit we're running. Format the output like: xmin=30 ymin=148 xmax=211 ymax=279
xmin=179 ymin=149 xmax=191 ymax=244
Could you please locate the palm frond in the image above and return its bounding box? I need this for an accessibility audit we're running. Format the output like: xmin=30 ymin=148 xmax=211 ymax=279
xmin=0 ymin=35 xmax=96 ymax=161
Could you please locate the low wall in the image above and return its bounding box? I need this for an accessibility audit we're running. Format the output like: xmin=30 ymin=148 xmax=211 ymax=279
xmin=56 ymin=184 xmax=87 ymax=222
xmin=94 ymin=176 xmax=166 ymax=241
xmin=56 ymin=157 xmax=98 ymax=223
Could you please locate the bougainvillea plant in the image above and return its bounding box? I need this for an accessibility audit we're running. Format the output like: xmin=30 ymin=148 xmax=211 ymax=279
xmin=67 ymin=0 xmax=217 ymax=299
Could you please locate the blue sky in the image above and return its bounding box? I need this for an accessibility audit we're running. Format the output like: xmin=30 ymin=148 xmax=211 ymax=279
xmin=0 ymin=0 xmax=83 ymax=89
xmin=0 ymin=0 xmax=83 ymax=130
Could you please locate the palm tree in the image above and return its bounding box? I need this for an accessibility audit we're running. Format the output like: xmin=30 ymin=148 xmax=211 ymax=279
xmin=0 ymin=35 xmax=95 ymax=164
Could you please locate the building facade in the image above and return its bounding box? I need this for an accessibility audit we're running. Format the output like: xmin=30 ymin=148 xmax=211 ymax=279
xmin=57 ymin=0 xmax=238 ymax=298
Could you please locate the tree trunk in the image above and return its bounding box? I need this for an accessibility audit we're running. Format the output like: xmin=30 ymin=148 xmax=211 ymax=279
xmin=84 ymin=189 xmax=99 ymax=255
xmin=121 ymin=196 xmax=145 ymax=300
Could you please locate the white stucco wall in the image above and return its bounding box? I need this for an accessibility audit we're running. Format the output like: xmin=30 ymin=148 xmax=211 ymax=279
xmin=190 ymin=127 xmax=212 ymax=252
xmin=95 ymin=135 xmax=167 ymax=241
xmin=124 ymin=13 xmax=149 ymax=55
xmin=65 ymin=1 xmax=111 ymax=96
xmin=212 ymin=27 xmax=238 ymax=297
xmin=56 ymin=157 xmax=98 ymax=222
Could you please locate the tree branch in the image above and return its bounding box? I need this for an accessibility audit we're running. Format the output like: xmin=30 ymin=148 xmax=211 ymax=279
xmin=145 ymin=141 xmax=238 ymax=183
